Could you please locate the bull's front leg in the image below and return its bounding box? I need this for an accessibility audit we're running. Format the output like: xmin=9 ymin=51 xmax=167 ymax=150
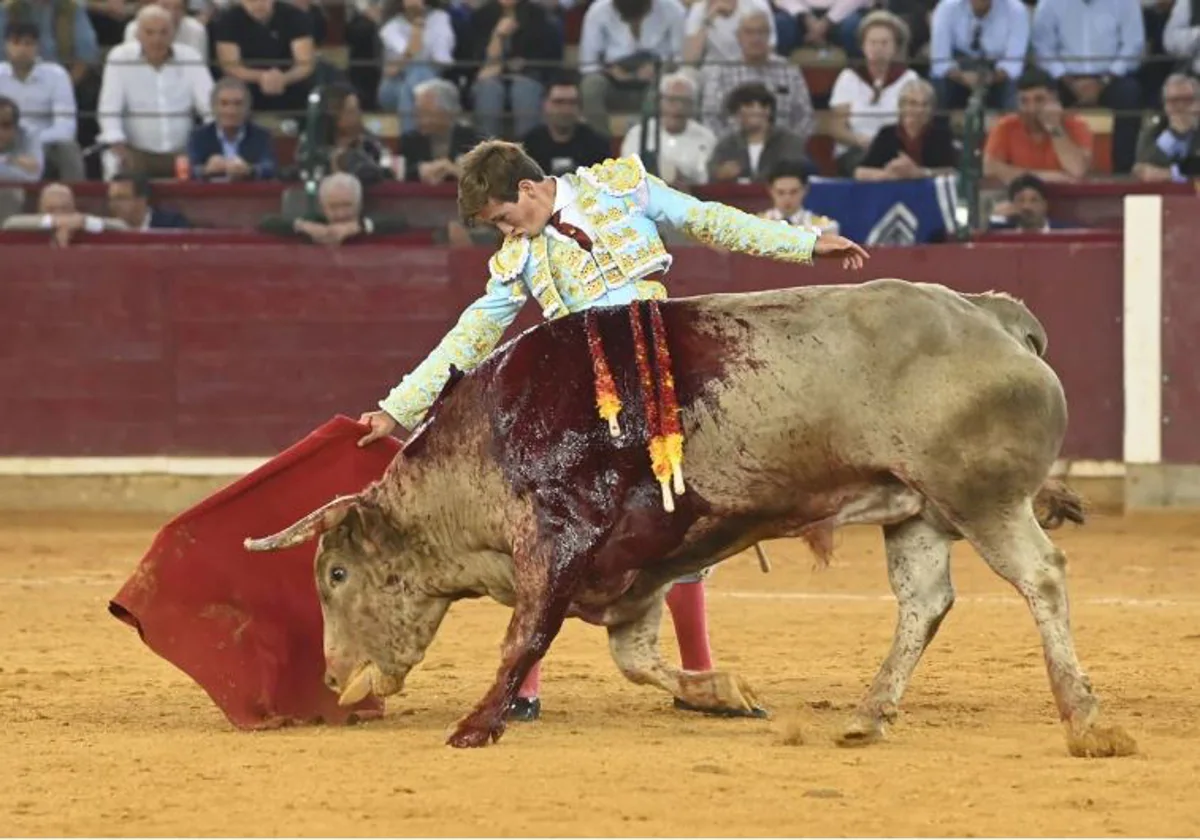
xmin=446 ymin=538 xmax=584 ymax=749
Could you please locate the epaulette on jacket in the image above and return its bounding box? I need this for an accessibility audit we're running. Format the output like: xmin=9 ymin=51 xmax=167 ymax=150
xmin=578 ymin=155 xmax=647 ymax=197
xmin=488 ymin=236 xmax=531 ymax=284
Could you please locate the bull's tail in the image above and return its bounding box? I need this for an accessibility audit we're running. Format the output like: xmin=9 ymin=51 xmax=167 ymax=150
xmin=1033 ymin=479 xmax=1087 ymax=530
xmin=962 ymin=291 xmax=1049 ymax=358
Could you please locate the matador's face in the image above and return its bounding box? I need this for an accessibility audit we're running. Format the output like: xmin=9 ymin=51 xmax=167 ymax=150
xmin=476 ymin=179 xmax=555 ymax=239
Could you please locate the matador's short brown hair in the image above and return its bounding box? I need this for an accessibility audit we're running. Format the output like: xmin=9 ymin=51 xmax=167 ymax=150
xmin=457 ymin=140 xmax=547 ymax=224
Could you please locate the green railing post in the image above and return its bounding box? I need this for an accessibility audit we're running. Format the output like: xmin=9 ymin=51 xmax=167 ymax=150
xmin=299 ymin=88 xmax=324 ymax=216
xmin=958 ymin=84 xmax=986 ymax=239
xmin=637 ymin=63 xmax=663 ymax=178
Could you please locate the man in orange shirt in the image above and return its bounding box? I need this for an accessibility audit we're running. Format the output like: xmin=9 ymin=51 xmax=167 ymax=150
xmin=983 ymin=67 xmax=1092 ymax=184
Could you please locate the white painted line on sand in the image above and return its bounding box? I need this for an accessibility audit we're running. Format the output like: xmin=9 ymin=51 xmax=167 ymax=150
xmin=718 ymin=590 xmax=1197 ymax=608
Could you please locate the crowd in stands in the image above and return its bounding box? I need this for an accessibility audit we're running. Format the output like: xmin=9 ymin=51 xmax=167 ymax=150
xmin=0 ymin=0 xmax=1197 ymax=239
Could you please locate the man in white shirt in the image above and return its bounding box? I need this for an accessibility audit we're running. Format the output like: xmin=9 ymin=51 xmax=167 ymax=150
xmin=98 ymin=4 xmax=213 ymax=180
xmin=0 ymin=21 xmax=85 ymax=181
xmin=578 ymin=0 xmax=687 ymax=133
xmin=681 ymin=0 xmax=776 ymax=66
xmin=620 ymin=71 xmax=715 ymax=185
xmin=124 ymin=0 xmax=210 ymax=58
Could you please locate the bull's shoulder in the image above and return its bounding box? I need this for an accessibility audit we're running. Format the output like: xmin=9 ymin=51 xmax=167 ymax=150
xmin=577 ymin=155 xmax=648 ymax=197
xmin=488 ymin=236 xmax=531 ymax=284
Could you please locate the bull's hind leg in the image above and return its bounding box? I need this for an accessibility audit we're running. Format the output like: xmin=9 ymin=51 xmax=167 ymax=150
xmin=839 ymin=516 xmax=955 ymax=747
xmin=963 ymin=502 xmax=1137 ymax=758
xmin=607 ymin=592 xmax=764 ymax=716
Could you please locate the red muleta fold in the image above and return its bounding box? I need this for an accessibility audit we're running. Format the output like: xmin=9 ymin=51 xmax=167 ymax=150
xmin=109 ymin=416 xmax=398 ymax=730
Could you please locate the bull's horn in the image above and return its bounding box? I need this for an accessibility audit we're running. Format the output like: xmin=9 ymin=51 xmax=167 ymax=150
xmin=337 ymin=662 xmax=378 ymax=706
xmin=243 ymin=494 xmax=359 ymax=552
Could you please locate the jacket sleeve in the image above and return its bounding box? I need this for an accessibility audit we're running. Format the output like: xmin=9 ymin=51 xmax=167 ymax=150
xmin=641 ymin=167 xmax=818 ymax=263
xmin=378 ymin=241 xmax=529 ymax=429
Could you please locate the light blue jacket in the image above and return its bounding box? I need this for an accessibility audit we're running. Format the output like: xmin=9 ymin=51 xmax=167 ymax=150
xmin=380 ymin=155 xmax=820 ymax=429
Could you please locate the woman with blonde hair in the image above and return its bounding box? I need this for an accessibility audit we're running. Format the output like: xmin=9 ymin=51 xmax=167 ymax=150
xmin=827 ymin=9 xmax=918 ymax=176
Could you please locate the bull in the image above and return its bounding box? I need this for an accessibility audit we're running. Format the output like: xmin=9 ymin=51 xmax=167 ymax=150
xmin=245 ymin=278 xmax=1136 ymax=757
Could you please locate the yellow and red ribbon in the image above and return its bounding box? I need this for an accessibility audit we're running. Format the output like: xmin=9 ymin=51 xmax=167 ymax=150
xmin=585 ymin=302 xmax=686 ymax=513
xmin=584 ymin=309 xmax=622 ymax=437
xmin=631 ymin=301 xmax=676 ymax=512
xmin=648 ymin=300 xmax=685 ymax=497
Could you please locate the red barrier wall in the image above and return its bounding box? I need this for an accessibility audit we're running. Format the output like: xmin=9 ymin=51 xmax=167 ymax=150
xmin=0 ymin=234 xmax=1122 ymax=460
xmin=1161 ymin=197 xmax=1200 ymax=464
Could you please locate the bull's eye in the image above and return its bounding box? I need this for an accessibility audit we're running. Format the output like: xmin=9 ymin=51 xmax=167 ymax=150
xmin=329 ymin=566 xmax=347 ymax=586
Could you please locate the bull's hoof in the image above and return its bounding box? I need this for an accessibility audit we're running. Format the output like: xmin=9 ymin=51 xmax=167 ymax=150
xmin=673 ymin=697 xmax=769 ymax=719
xmin=1065 ymin=722 xmax=1138 ymax=758
xmin=836 ymin=717 xmax=885 ymax=748
xmin=446 ymin=715 xmax=507 ymax=748
xmin=506 ymin=697 xmax=541 ymax=722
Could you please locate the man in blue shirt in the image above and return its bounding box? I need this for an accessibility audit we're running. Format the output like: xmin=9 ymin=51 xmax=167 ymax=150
xmin=929 ymin=0 xmax=1030 ymax=110
xmin=1031 ymin=0 xmax=1146 ymax=174
xmin=187 ymin=77 xmax=278 ymax=181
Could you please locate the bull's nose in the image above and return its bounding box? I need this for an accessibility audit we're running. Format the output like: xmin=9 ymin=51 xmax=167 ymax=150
xmin=324 ymin=671 xmax=340 ymax=691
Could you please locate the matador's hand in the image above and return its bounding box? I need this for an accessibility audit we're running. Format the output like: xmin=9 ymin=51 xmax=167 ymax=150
xmin=357 ymin=410 xmax=400 ymax=447
xmin=814 ymin=233 xmax=869 ymax=271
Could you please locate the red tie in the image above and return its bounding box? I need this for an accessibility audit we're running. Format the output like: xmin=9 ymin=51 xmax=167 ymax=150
xmin=548 ymin=210 xmax=593 ymax=253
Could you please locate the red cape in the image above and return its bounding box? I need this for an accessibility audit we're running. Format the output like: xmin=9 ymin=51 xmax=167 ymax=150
xmin=109 ymin=416 xmax=398 ymax=729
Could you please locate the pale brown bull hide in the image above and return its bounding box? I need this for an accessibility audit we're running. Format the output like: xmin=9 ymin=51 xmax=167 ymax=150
xmin=246 ymin=278 xmax=1135 ymax=758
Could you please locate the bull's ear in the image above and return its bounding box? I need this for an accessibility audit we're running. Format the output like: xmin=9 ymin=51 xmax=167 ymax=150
xmin=340 ymin=502 xmax=394 ymax=557
xmin=243 ymin=495 xmax=360 ymax=552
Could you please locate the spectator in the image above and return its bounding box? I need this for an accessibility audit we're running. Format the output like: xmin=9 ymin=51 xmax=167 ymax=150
xmin=1142 ymin=0 xmax=1174 ymax=106
xmin=258 ymin=172 xmax=410 ymax=244
xmin=682 ymin=0 xmax=776 ymax=67
xmin=855 ymin=77 xmax=959 ymax=179
xmin=1164 ymin=0 xmax=1200 ymax=76
xmin=521 ymin=71 xmax=611 ymax=175
xmin=770 ymin=0 xmax=870 ymax=57
xmin=828 ymin=10 xmax=917 ymax=175
xmin=378 ymin=0 xmax=455 ymax=127
xmin=929 ymin=0 xmax=1029 ymax=111
xmin=1132 ymin=72 xmax=1200 ymax=181
xmin=107 ymin=171 xmax=190 ymax=228
xmin=289 ymin=0 xmax=329 ymax=46
xmin=214 ymin=0 xmax=315 ymax=114
xmin=345 ymin=0 xmax=386 ymax=109
xmin=708 ymin=81 xmax=810 ymax=181
xmin=1031 ymin=0 xmax=1144 ymax=174
xmin=0 ymin=95 xmax=41 ymax=180
xmin=1 ymin=181 xmax=127 ymax=245
xmin=882 ymin=0 xmax=933 ymax=60
xmin=988 ymin=173 xmax=1071 ymax=230
xmin=0 ymin=21 xmax=84 ymax=180
xmin=124 ymin=0 xmax=207 ymax=54
xmin=700 ymin=10 xmax=815 ymax=140
xmin=621 ymin=71 xmax=715 ymax=185
xmin=578 ymin=0 xmax=687 ymax=134
xmin=0 ymin=0 xmax=102 ymax=163
xmin=187 ymin=76 xmax=277 ymax=179
xmin=758 ymin=159 xmax=839 ymax=232
xmin=397 ymin=77 xmax=483 ymax=182
xmin=87 ymin=0 xmax=132 ymax=48
xmin=469 ymin=0 xmax=561 ymax=139
xmin=301 ymin=81 xmax=394 ymax=184
xmin=983 ymin=66 xmax=1092 ymax=184
xmin=97 ymin=5 xmax=212 ymax=179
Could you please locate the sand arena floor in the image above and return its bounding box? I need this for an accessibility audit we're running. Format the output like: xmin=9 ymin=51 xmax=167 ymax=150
xmin=2 ymin=509 xmax=1199 ymax=837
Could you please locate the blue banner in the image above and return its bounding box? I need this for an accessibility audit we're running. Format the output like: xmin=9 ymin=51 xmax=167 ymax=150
xmin=803 ymin=175 xmax=962 ymax=245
